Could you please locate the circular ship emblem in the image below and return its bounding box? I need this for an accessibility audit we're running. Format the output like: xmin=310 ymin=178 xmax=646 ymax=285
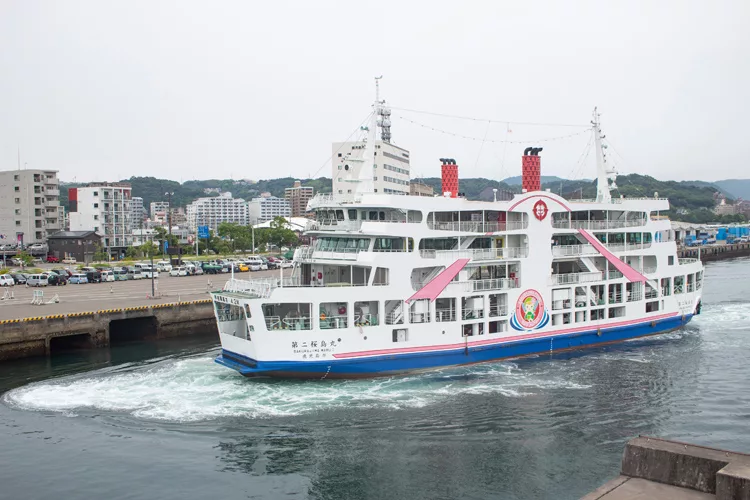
xmin=533 ymin=200 xmax=548 ymax=221
xmin=512 ymin=289 xmax=549 ymax=331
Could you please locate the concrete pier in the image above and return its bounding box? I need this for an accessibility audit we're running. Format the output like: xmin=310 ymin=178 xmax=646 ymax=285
xmin=0 ymin=299 xmax=217 ymax=360
xmin=584 ymin=436 xmax=750 ymax=499
xmin=678 ymin=242 xmax=750 ymax=262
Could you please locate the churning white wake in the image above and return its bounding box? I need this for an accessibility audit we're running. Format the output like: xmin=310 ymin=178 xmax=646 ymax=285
xmin=5 ymin=302 xmax=738 ymax=423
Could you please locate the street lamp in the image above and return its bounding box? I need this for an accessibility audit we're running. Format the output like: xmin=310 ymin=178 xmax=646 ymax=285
xmin=164 ymin=191 xmax=174 ymax=263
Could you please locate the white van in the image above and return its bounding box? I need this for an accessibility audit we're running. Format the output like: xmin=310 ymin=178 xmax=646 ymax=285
xmin=27 ymin=274 xmax=49 ymax=287
xmin=100 ymin=270 xmax=115 ymax=282
xmin=246 ymin=257 xmax=263 ymax=271
xmin=156 ymin=260 xmax=172 ymax=272
xmin=141 ymin=266 xmax=159 ymax=279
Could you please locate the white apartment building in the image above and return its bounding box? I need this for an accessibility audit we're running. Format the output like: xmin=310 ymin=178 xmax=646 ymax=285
xmin=186 ymin=192 xmax=249 ymax=232
xmin=150 ymin=201 xmax=169 ymax=224
xmin=68 ymin=182 xmax=133 ymax=254
xmin=0 ymin=169 xmax=62 ymax=245
xmin=131 ymin=196 xmax=146 ymax=228
xmin=332 ymin=140 xmax=411 ymax=196
xmin=248 ymin=194 xmax=291 ymax=223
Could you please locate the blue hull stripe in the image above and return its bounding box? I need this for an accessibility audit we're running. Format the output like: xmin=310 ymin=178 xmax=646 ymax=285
xmin=215 ymin=314 xmax=693 ymax=378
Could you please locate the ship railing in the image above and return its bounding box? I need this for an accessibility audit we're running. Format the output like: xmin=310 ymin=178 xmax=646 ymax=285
xmin=607 ymin=293 xmax=624 ymax=304
xmin=264 ymin=316 xmax=312 ymax=330
xmin=451 ymin=278 xmax=518 ymax=292
xmin=426 ymin=220 xmax=528 ymax=232
xmin=550 ymin=271 xmax=603 ymax=285
xmin=678 ymin=258 xmax=700 ymax=265
xmin=552 ymin=219 xmax=647 ymax=230
xmin=552 ymin=244 xmax=598 ymax=257
xmin=606 ymin=270 xmax=624 ymax=280
xmin=217 ymin=311 xmax=244 ymax=322
xmin=645 ymin=290 xmax=659 ymax=299
xmin=354 ymin=313 xmax=378 ymax=326
xmin=604 ymin=242 xmax=653 ymax=252
xmin=307 ymin=193 xmax=362 ymax=208
xmin=628 ymin=292 xmax=643 ymax=301
xmin=297 ymin=247 xmax=361 ymax=261
xmin=461 ymin=308 xmax=485 ymax=320
xmin=320 ymin=315 xmax=348 ymax=329
xmin=420 ymin=247 xmax=528 ymax=260
xmin=409 ymin=312 xmax=431 ymax=324
xmin=306 ymin=219 xmax=363 ymax=232
xmin=435 ymin=308 xmax=456 ymax=322
xmin=489 ymin=305 xmax=508 ymax=317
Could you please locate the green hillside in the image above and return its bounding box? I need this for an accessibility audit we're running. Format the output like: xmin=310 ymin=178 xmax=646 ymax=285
xmin=59 ymin=174 xmax=744 ymax=224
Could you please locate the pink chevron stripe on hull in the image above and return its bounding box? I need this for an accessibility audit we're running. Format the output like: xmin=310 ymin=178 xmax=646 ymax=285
xmin=578 ymin=228 xmax=647 ymax=282
xmin=406 ymin=258 xmax=470 ymax=303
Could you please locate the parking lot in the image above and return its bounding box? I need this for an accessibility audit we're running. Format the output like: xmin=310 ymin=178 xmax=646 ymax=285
xmin=0 ymin=269 xmax=288 ymax=320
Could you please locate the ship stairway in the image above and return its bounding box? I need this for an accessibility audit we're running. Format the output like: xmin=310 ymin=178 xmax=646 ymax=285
xmin=386 ymin=301 xmax=404 ymax=324
xmin=411 ymin=266 xmax=445 ymax=290
xmin=579 ymin=257 xmax=601 ymax=273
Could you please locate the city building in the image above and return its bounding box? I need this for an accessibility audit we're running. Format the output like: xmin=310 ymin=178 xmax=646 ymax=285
xmin=150 ymin=201 xmax=169 ymax=225
xmin=131 ymin=196 xmax=146 ymax=228
xmin=186 ymin=192 xmax=249 ymax=232
xmin=284 ymin=180 xmax=314 ymax=217
xmin=68 ymin=182 xmax=133 ymax=256
xmin=0 ymin=169 xmax=62 ymax=245
xmin=248 ymin=193 xmax=291 ymax=223
xmin=332 ymin=140 xmax=411 ymax=195
xmin=714 ymin=198 xmax=738 ymax=216
xmin=47 ymin=230 xmax=102 ymax=264
xmin=410 ymin=181 xmax=434 ymax=197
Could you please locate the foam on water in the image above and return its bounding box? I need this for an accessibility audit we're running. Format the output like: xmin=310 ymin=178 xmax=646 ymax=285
xmin=3 ymin=354 xmax=591 ymax=422
xmin=6 ymin=302 xmax=739 ymax=423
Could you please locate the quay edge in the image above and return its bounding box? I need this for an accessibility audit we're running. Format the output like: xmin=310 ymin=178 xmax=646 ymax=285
xmin=0 ymin=299 xmax=217 ymax=361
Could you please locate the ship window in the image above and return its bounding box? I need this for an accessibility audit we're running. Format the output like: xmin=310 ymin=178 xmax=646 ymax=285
xmin=354 ymin=301 xmax=379 ymax=327
xmin=373 ymin=267 xmax=389 ymax=285
xmin=488 ymin=320 xmax=508 ymax=333
xmin=435 ymin=297 xmax=456 ymax=322
xmin=392 ymin=328 xmax=408 ymax=342
xmin=409 ymin=299 xmax=430 ymax=323
xmin=674 ymin=276 xmax=684 ymax=294
xmin=369 ymin=211 xmax=377 ymax=220
xmin=320 ymin=302 xmax=348 ymax=329
xmin=348 ymin=209 xmax=357 ymax=220
xmin=262 ymin=303 xmax=311 ymax=331
xmin=668 ymin=256 xmax=674 ymax=265
xmin=645 ymin=301 xmax=659 ymax=313
xmin=385 ymin=300 xmax=404 ymax=324
xmin=336 ymin=210 xmax=344 ymax=221
xmin=661 ymin=277 xmax=672 ymax=296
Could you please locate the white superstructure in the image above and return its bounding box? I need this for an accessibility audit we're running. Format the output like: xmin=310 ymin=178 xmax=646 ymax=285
xmin=211 ymin=105 xmax=703 ymax=379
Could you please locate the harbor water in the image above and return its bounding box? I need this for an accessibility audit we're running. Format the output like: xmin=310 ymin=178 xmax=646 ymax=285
xmin=1 ymin=258 xmax=749 ymax=500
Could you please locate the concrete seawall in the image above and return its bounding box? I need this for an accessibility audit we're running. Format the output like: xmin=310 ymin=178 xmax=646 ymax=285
xmin=0 ymin=299 xmax=217 ymax=361
xmin=678 ymin=242 xmax=750 ymax=262
xmin=584 ymin=436 xmax=750 ymax=499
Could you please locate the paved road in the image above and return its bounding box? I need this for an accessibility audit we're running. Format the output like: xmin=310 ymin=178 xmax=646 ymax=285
xmin=0 ymin=270 xmax=287 ymax=320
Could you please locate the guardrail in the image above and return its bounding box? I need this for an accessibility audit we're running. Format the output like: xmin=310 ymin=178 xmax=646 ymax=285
xmin=427 ymin=220 xmax=528 ymax=232
xmin=420 ymin=247 xmax=528 ymax=260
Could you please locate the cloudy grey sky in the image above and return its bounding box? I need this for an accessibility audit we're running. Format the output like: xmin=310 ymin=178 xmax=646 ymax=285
xmin=1 ymin=0 xmax=748 ymax=183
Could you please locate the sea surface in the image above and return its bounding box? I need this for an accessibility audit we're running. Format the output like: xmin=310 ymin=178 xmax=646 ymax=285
xmin=1 ymin=258 xmax=749 ymax=500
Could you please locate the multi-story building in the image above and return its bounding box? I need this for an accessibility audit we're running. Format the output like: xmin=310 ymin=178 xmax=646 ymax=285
xmin=248 ymin=193 xmax=291 ymax=223
xmin=68 ymin=182 xmax=133 ymax=256
xmin=186 ymin=192 xmax=249 ymax=232
xmin=284 ymin=180 xmax=314 ymax=217
xmin=150 ymin=201 xmax=169 ymax=225
xmin=131 ymin=196 xmax=146 ymax=228
xmin=0 ymin=169 xmax=62 ymax=245
xmin=332 ymin=140 xmax=411 ymax=196
xmin=410 ymin=181 xmax=434 ymax=197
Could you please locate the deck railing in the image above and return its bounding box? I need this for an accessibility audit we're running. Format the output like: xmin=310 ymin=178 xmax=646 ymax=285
xmin=435 ymin=308 xmax=456 ymax=322
xmin=427 ymin=220 xmax=528 ymax=232
xmin=552 ymin=219 xmax=647 ymax=230
xmin=419 ymin=247 xmax=528 ymax=260
xmin=462 ymin=308 xmax=484 ymax=320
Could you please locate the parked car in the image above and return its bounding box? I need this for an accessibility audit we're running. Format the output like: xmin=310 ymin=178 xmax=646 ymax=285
xmin=258 ymin=258 xmax=269 ymax=271
xmin=113 ymin=269 xmax=129 ymax=281
xmin=46 ymin=255 xmax=59 ymax=263
xmin=0 ymin=275 xmax=14 ymax=287
xmin=201 ymin=262 xmax=223 ymax=274
xmin=26 ymin=274 xmax=49 ymax=287
xmin=237 ymin=263 xmax=249 ymax=272
xmin=62 ymin=257 xmax=77 ymax=264
xmin=85 ymin=271 xmax=102 ymax=283
xmin=280 ymin=259 xmax=293 ymax=269
xmin=126 ymin=268 xmax=143 ymax=280
xmin=52 ymin=268 xmax=73 ymax=277
xmin=246 ymin=257 xmax=263 ymax=271
xmin=10 ymin=273 xmax=27 ymax=285
xmin=141 ymin=266 xmax=159 ymax=279
xmin=156 ymin=260 xmax=173 ymax=272
xmin=46 ymin=273 xmax=68 ymax=286
xmin=100 ymin=270 xmax=115 ymax=282
xmin=266 ymin=256 xmax=281 ymax=269
xmin=69 ymin=273 xmax=89 ymax=284
xmin=169 ymin=266 xmax=188 ymax=277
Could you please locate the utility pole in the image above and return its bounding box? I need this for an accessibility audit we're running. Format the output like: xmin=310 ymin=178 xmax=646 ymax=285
xmin=165 ymin=191 xmax=175 ymax=264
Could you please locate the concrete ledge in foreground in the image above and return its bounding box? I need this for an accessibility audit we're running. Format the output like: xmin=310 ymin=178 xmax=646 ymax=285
xmin=583 ymin=436 xmax=750 ymax=499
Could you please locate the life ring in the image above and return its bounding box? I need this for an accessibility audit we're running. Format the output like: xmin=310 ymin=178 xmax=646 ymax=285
xmin=338 ymin=306 xmax=347 ymax=315
xmin=320 ymin=313 xmax=326 ymax=321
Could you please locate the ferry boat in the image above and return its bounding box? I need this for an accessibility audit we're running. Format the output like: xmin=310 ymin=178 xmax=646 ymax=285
xmin=211 ymin=107 xmax=703 ymax=379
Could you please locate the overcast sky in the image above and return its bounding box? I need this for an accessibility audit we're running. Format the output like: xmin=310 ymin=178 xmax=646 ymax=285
xmin=1 ymin=0 xmax=748 ymax=184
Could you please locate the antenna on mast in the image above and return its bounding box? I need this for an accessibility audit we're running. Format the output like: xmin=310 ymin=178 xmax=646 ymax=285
xmin=374 ymin=76 xmax=392 ymax=143
xmin=592 ymin=107 xmax=617 ymax=203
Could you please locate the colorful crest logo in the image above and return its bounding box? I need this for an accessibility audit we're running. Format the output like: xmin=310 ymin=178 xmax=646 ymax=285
xmin=533 ymin=200 xmax=548 ymax=221
xmin=511 ymin=289 xmax=549 ymax=331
